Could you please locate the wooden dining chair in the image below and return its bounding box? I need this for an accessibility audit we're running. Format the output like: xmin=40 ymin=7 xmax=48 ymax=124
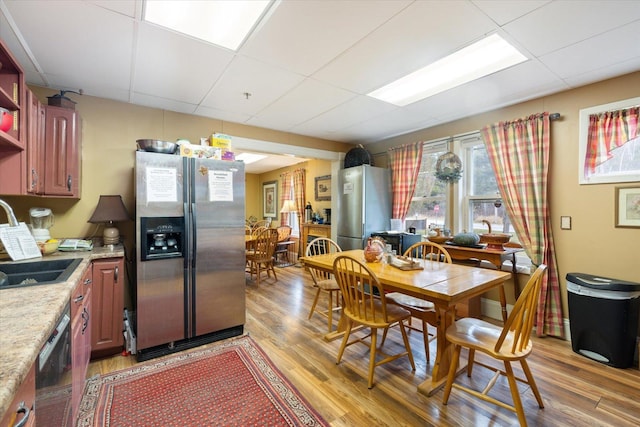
xmin=382 ymin=241 xmax=451 ymax=363
xmin=246 ymin=228 xmax=279 ymax=286
xmin=332 ymin=255 xmax=415 ymax=389
xmin=274 ymin=225 xmax=292 ymax=265
xmin=306 ymin=237 xmax=342 ymax=332
xmin=442 ymin=264 xmax=548 ymax=427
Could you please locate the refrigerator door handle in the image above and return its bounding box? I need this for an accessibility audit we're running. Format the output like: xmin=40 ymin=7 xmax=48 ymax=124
xmin=191 ymin=202 xmax=197 ymax=268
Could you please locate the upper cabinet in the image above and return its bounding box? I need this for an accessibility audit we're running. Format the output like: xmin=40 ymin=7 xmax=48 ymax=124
xmin=42 ymin=105 xmax=81 ymax=197
xmin=0 ymin=39 xmax=82 ymax=198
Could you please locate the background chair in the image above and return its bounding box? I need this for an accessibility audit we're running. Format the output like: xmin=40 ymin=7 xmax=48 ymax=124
xmin=274 ymin=225 xmax=293 ymax=266
xmin=332 ymin=255 xmax=415 ymax=389
xmin=383 ymin=241 xmax=452 ymax=363
xmin=246 ymin=228 xmax=279 ymax=286
xmin=442 ymin=264 xmax=548 ymax=427
xmin=306 ymin=237 xmax=342 ymax=332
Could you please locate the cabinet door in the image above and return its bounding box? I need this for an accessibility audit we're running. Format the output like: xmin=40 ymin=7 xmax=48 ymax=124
xmin=26 ymin=90 xmax=44 ymax=195
xmin=43 ymin=105 xmax=80 ymax=197
xmin=0 ymin=363 xmax=35 ymax=427
xmin=91 ymin=258 xmax=124 ymax=358
xmin=71 ymin=265 xmax=92 ymax=422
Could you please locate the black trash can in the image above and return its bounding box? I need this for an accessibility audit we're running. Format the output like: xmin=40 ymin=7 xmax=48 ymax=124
xmin=566 ymin=273 xmax=640 ymax=368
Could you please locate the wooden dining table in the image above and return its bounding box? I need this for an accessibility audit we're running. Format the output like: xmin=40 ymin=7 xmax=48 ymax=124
xmin=301 ymin=249 xmax=511 ymax=397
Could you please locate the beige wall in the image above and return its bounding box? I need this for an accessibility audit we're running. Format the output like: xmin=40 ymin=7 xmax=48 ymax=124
xmin=367 ymin=71 xmax=640 ymax=316
xmin=3 ymin=86 xmax=351 ymax=249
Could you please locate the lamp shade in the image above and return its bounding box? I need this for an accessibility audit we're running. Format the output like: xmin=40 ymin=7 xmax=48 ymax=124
xmin=88 ymin=195 xmax=131 ymax=224
xmin=280 ymin=200 xmax=297 ymax=213
xmin=88 ymin=195 xmax=131 ymax=246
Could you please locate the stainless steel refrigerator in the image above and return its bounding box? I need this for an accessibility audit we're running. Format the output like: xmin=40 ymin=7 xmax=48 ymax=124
xmin=134 ymin=150 xmax=245 ymax=361
xmin=337 ymin=165 xmax=391 ymax=251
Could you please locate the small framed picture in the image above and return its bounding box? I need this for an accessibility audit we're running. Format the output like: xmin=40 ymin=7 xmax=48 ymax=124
xmin=263 ymin=181 xmax=277 ymax=218
xmin=315 ymin=175 xmax=331 ymax=201
xmin=615 ymin=186 xmax=640 ymax=228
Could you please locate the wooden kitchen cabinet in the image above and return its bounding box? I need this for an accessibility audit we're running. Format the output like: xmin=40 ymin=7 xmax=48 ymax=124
xmin=42 ymin=105 xmax=81 ymax=197
xmin=26 ymin=89 xmax=45 ymax=195
xmin=71 ymin=265 xmax=92 ymax=422
xmin=91 ymin=257 xmax=124 ymax=359
xmin=301 ymin=223 xmax=331 ymax=254
xmin=0 ymin=38 xmax=27 ymax=195
xmin=0 ymin=363 xmax=35 ymax=427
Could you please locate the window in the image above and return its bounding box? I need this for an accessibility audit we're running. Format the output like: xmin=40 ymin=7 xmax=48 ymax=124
xmin=578 ymin=97 xmax=640 ymax=184
xmin=406 ymin=140 xmax=449 ymax=234
xmin=406 ymin=133 xmax=531 ymax=272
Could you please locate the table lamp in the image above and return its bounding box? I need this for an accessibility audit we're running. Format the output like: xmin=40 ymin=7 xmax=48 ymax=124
xmin=88 ymin=195 xmax=131 ymax=246
xmin=280 ymin=200 xmax=297 ymax=214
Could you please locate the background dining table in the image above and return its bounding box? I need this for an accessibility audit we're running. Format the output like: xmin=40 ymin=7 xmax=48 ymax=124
xmin=301 ymin=249 xmax=512 ymax=396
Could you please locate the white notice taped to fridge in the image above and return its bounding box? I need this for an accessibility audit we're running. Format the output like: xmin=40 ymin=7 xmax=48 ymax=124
xmin=146 ymin=167 xmax=178 ymax=202
xmin=0 ymin=222 xmax=42 ymax=261
xmin=208 ymin=170 xmax=233 ymax=201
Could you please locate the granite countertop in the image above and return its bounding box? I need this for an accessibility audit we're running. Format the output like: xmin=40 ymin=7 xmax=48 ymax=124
xmin=0 ymin=245 xmax=125 ymax=418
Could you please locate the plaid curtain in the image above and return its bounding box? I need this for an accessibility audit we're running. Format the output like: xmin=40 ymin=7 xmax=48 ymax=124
xmin=481 ymin=113 xmax=564 ymax=338
xmin=388 ymin=142 xmax=423 ymax=220
xmin=585 ymin=107 xmax=639 ymax=174
xmin=292 ymin=168 xmax=306 ymax=228
xmin=279 ymin=169 xmax=306 ymax=226
xmin=279 ymin=172 xmax=293 ymax=225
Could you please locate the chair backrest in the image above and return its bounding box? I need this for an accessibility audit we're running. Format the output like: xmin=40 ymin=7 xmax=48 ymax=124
xmin=306 ymin=237 xmax=342 ymax=285
xmin=251 ymin=225 xmax=268 ymax=237
xmin=276 ymin=225 xmax=292 ymax=243
xmin=252 ymin=219 xmax=272 ymax=231
xmin=245 ymin=224 xmax=252 ymax=235
xmin=333 ymin=255 xmax=391 ymax=325
xmin=495 ymin=264 xmax=548 ymax=354
xmin=403 ymin=241 xmax=452 ymax=263
xmin=252 ymin=228 xmax=278 ymax=260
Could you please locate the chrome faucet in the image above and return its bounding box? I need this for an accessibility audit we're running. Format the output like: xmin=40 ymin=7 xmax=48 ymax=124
xmin=0 ymin=198 xmax=19 ymax=227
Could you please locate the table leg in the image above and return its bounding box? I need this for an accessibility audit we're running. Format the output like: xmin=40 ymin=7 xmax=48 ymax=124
xmin=511 ymin=253 xmax=520 ymax=298
xmin=417 ymin=306 xmax=459 ymax=397
xmin=499 ymin=284 xmax=508 ymax=322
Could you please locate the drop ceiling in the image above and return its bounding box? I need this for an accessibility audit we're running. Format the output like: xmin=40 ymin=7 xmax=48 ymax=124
xmin=1 ymin=0 xmax=639 ymax=157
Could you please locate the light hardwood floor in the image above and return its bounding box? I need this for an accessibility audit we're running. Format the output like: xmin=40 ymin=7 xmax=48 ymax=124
xmin=88 ymin=265 xmax=640 ymax=426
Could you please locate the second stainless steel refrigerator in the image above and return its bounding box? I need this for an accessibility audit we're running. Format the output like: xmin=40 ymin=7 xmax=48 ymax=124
xmin=135 ymin=150 xmax=245 ymax=361
xmin=337 ymin=165 xmax=391 ymax=251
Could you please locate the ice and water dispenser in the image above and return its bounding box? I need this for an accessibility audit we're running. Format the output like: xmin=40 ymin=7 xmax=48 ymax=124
xmin=140 ymin=217 xmax=185 ymax=261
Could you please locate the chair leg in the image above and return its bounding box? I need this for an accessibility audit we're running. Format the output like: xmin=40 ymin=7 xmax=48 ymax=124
xmin=368 ymin=328 xmax=378 ymax=389
xmin=326 ymin=290 xmax=335 ymax=333
xmin=504 ymin=361 xmax=528 ymax=427
xmin=308 ymin=288 xmax=322 ymax=320
xmin=442 ymin=344 xmax=462 ymax=405
xmin=421 ymin=319 xmax=430 ymax=364
xmin=467 ymin=348 xmax=476 ymax=377
xmin=520 ymin=359 xmax=544 ymax=408
xmin=398 ymin=321 xmax=416 ymax=371
xmin=336 ymin=319 xmax=353 ymax=365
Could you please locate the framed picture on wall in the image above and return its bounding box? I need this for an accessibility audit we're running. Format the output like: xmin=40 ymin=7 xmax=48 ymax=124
xmin=315 ymin=175 xmax=331 ymax=201
xmin=615 ymin=186 xmax=640 ymax=228
xmin=263 ymin=181 xmax=278 ymax=218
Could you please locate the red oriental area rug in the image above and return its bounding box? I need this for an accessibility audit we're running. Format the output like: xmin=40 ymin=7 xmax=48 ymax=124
xmin=76 ymin=335 xmax=328 ymax=426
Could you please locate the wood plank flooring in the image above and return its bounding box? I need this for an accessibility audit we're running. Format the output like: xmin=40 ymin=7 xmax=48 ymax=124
xmin=88 ymin=265 xmax=640 ymax=426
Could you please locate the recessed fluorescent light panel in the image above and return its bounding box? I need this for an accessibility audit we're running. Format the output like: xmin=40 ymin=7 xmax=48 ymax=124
xmin=143 ymin=0 xmax=272 ymax=51
xmin=368 ymin=34 xmax=527 ymax=106
xmin=236 ymin=152 xmax=267 ymax=164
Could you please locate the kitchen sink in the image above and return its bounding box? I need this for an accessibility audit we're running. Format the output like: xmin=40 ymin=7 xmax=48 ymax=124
xmin=0 ymin=258 xmax=82 ymax=289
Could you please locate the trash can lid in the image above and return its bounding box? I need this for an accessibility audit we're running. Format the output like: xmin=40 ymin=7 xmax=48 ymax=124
xmin=566 ymin=272 xmax=640 ymax=291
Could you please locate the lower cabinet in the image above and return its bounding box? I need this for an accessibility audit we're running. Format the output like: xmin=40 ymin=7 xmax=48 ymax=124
xmin=0 ymin=363 xmax=36 ymax=427
xmin=71 ymin=265 xmax=92 ymax=423
xmin=91 ymin=257 xmax=124 ymax=359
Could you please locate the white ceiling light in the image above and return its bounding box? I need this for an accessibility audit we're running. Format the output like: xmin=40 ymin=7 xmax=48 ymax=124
xmin=368 ymin=34 xmax=528 ymax=106
xmin=236 ymin=152 xmax=267 ymax=164
xmin=143 ymin=0 xmax=272 ymax=51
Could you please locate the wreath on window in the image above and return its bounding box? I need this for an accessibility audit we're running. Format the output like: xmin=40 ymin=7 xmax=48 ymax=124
xmin=435 ymin=152 xmax=463 ymax=183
